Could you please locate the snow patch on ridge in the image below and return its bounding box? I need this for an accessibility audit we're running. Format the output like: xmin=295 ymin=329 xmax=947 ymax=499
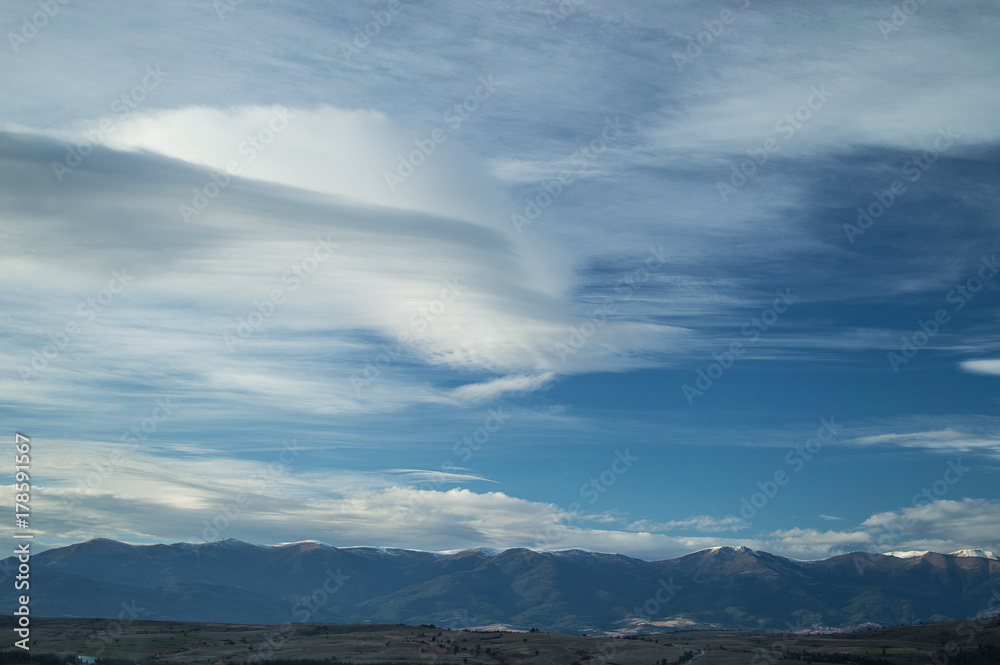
xmin=949 ymin=548 xmax=999 ymax=560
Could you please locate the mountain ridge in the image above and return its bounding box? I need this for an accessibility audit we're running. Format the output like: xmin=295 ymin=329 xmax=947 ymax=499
xmin=5 ymin=538 xmax=999 ymax=635
xmin=70 ymin=537 xmax=998 ymax=563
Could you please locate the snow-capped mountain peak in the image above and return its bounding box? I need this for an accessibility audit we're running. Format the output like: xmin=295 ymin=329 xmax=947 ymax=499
xmin=949 ymin=549 xmax=999 ymax=560
xmin=885 ymin=550 xmax=930 ymax=558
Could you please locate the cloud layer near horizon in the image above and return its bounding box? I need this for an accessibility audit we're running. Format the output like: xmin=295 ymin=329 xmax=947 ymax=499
xmin=28 ymin=435 xmax=1000 ymax=560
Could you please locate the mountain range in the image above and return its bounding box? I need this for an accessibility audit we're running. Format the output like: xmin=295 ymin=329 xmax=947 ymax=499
xmin=4 ymin=539 xmax=999 ymax=635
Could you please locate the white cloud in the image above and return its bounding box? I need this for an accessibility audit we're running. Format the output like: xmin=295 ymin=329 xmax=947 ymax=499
xmin=760 ymin=499 xmax=1000 ymax=559
xmin=852 ymin=429 xmax=1000 ymax=457
xmin=765 ymin=527 xmax=873 ymax=559
xmin=450 ymin=372 xmax=556 ymax=402
xmin=861 ymin=498 xmax=1000 ymax=545
xmin=0 ymin=127 xmax=691 ymax=429
xmin=854 ymin=430 xmax=964 ymax=444
xmin=29 ymin=434 xmax=1000 ymax=560
xmin=626 ymin=515 xmax=749 ymax=534
xmin=961 ymin=359 xmax=1000 ymax=376
xmin=383 ymin=468 xmax=498 ymax=484
xmin=100 ymin=105 xmax=507 ymax=231
xmin=25 ymin=436 xmax=758 ymax=558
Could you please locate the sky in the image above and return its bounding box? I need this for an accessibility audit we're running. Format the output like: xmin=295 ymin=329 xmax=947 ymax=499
xmin=1 ymin=0 xmax=999 ymax=562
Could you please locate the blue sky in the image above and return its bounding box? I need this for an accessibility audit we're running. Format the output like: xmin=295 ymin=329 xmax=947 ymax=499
xmin=2 ymin=0 xmax=999 ymax=560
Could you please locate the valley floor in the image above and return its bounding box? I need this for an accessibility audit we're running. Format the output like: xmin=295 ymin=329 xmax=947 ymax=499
xmin=2 ymin=616 xmax=998 ymax=665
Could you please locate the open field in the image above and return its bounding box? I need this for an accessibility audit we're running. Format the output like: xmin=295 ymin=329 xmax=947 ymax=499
xmin=2 ymin=615 xmax=998 ymax=665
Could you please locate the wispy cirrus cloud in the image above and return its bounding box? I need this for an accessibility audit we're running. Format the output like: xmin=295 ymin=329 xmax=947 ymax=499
xmin=852 ymin=429 xmax=1000 ymax=456
xmin=854 ymin=429 xmax=967 ymax=445
xmin=960 ymin=359 xmax=1000 ymax=376
xmin=625 ymin=515 xmax=749 ymax=534
xmin=0 ymin=126 xmax=686 ymax=434
xmin=450 ymin=372 xmax=557 ymax=403
xmin=383 ymin=468 xmax=499 ymax=485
